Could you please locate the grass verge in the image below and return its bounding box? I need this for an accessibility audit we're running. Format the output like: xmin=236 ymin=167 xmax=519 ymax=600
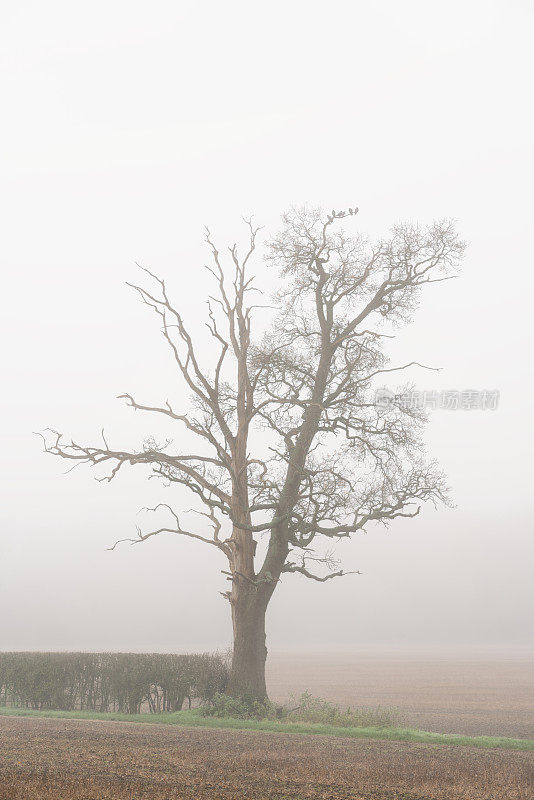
xmin=1 ymin=706 xmax=532 ymax=752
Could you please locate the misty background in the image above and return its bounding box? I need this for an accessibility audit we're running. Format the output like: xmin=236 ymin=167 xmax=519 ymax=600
xmin=1 ymin=1 xmax=532 ymax=653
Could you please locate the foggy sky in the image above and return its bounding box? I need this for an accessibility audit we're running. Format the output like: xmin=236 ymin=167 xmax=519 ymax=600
xmin=1 ymin=1 xmax=533 ymax=653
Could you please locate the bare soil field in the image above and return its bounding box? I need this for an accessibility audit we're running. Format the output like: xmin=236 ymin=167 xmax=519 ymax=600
xmin=1 ymin=715 xmax=533 ymax=800
xmin=266 ymin=652 xmax=534 ymax=738
xmin=2 ymin=654 xmax=532 ymax=798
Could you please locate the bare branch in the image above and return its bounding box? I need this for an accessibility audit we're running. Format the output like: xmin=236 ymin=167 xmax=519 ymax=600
xmin=108 ymin=503 xmax=232 ymax=558
xmin=281 ymin=561 xmax=361 ymax=582
xmin=38 ymin=429 xmax=232 ymax=506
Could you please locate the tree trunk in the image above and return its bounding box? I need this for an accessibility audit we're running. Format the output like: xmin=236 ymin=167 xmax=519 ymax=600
xmin=227 ymin=588 xmax=268 ymax=699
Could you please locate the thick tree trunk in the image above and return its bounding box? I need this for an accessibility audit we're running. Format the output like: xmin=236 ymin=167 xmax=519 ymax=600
xmin=227 ymin=588 xmax=268 ymax=699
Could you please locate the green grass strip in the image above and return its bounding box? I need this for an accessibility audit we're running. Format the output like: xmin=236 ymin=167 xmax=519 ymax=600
xmin=1 ymin=706 xmax=532 ymax=752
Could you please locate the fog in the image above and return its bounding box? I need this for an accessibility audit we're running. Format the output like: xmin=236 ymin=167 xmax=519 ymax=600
xmin=1 ymin=1 xmax=532 ymax=654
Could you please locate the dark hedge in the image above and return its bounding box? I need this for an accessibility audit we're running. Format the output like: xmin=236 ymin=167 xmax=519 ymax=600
xmin=0 ymin=652 xmax=229 ymax=713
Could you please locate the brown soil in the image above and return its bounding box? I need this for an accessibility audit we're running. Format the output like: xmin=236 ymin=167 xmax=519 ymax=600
xmin=0 ymin=715 xmax=532 ymax=800
xmin=266 ymin=653 xmax=534 ymax=738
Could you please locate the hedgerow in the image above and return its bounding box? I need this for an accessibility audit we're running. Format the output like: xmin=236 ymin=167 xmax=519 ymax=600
xmin=0 ymin=652 xmax=228 ymax=713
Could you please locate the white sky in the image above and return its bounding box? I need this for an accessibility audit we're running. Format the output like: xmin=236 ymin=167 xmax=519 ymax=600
xmin=1 ymin=0 xmax=533 ymax=653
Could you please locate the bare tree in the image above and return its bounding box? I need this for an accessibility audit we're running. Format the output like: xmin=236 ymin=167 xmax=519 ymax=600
xmin=40 ymin=206 xmax=465 ymax=699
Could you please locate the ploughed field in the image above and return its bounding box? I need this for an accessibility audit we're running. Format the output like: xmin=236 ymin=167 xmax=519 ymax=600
xmin=267 ymin=652 xmax=534 ymax=739
xmin=1 ymin=653 xmax=533 ymax=799
xmin=1 ymin=715 xmax=533 ymax=800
